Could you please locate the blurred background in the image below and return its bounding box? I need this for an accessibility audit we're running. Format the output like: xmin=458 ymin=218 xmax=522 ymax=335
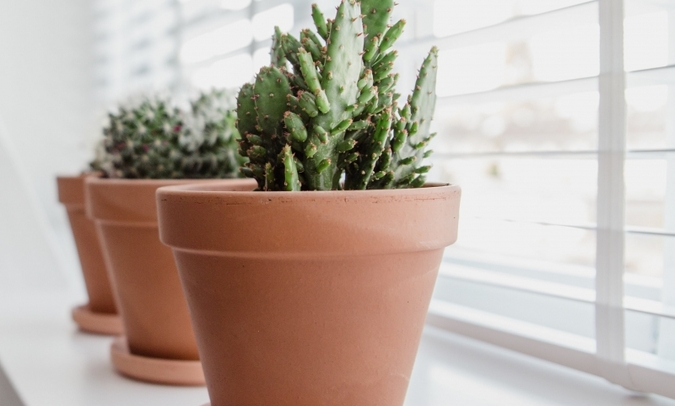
xmin=1 ymin=0 xmax=675 ymax=387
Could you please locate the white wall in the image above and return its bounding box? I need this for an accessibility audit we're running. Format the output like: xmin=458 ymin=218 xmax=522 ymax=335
xmin=0 ymin=0 xmax=97 ymax=291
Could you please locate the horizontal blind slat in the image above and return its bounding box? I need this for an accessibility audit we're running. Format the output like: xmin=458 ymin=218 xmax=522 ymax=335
xmin=439 ymin=264 xmax=596 ymax=303
xmin=401 ymin=1 xmax=598 ymax=52
xmin=627 ymin=64 xmax=675 ymax=87
xmin=437 ymin=77 xmax=597 ymax=105
xmin=427 ymin=305 xmax=675 ymax=399
xmin=431 ymin=150 xmax=598 ymax=159
xmin=431 ymin=149 xmax=675 ymax=159
xmin=439 ymin=264 xmax=675 ymax=320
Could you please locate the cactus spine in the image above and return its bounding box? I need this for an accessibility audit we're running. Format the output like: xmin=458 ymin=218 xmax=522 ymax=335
xmin=237 ymin=0 xmax=438 ymax=191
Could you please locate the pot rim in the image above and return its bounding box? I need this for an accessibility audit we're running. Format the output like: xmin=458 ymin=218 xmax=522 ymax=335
xmin=57 ymin=173 xmax=100 ymax=207
xmin=86 ymin=177 xmax=256 ymax=225
xmin=157 ymin=182 xmax=461 ymax=257
xmin=56 ymin=171 xmax=100 ymax=179
xmin=156 ymin=181 xmax=457 ymax=198
xmin=85 ymin=177 xmax=229 ymax=187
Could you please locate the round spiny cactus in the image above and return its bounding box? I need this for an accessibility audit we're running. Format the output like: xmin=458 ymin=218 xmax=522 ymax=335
xmin=183 ymin=89 xmax=247 ymax=178
xmin=92 ymin=91 xmax=244 ymax=179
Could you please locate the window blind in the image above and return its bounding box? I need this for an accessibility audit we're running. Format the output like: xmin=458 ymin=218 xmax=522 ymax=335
xmin=426 ymin=0 xmax=675 ymax=399
xmin=92 ymin=0 xmax=675 ymax=399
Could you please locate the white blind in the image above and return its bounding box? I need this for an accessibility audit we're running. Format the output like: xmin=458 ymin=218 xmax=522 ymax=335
xmin=425 ymin=0 xmax=675 ymax=398
xmin=93 ymin=0 xmax=675 ymax=399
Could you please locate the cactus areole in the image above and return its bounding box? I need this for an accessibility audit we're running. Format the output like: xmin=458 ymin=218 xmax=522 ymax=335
xmin=236 ymin=0 xmax=438 ymax=191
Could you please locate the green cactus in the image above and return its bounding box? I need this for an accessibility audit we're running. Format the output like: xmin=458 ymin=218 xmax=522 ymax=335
xmin=237 ymin=0 xmax=438 ymax=191
xmin=93 ymin=90 xmax=245 ymax=179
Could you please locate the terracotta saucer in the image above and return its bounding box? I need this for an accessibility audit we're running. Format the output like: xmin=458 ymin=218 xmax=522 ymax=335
xmin=110 ymin=336 xmax=205 ymax=386
xmin=72 ymin=304 xmax=123 ymax=335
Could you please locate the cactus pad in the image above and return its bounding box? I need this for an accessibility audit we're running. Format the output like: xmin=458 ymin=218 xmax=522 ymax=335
xmin=236 ymin=0 xmax=438 ymax=191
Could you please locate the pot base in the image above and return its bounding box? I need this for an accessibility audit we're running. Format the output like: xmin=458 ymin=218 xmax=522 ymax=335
xmin=110 ymin=336 xmax=205 ymax=386
xmin=72 ymin=304 xmax=123 ymax=335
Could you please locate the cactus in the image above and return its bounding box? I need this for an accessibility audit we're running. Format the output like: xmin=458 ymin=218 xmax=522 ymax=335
xmin=237 ymin=0 xmax=438 ymax=191
xmin=93 ymin=91 xmax=245 ymax=179
xmin=184 ymin=89 xmax=247 ymax=178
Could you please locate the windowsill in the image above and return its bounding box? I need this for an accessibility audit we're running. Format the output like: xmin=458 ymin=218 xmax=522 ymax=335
xmin=0 ymin=288 xmax=674 ymax=406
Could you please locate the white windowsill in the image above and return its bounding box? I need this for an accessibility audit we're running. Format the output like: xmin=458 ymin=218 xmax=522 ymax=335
xmin=0 ymin=288 xmax=674 ymax=406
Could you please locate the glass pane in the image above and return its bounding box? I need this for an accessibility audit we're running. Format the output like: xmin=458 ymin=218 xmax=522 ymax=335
xmin=181 ymin=0 xmax=218 ymax=21
xmin=657 ymin=317 xmax=675 ymax=362
xmin=433 ymin=274 xmax=596 ymax=338
xmin=625 ymin=233 xmax=675 ymax=279
xmin=180 ymin=19 xmax=253 ymax=64
xmin=625 ymin=85 xmax=671 ymax=151
xmin=430 ymin=157 xmax=598 ymax=225
xmin=624 ymin=0 xmax=675 ymax=150
xmin=433 ymin=0 xmax=590 ymax=38
xmin=436 ymin=23 xmax=598 ymax=95
xmin=253 ymin=47 xmax=271 ymax=72
xmin=625 ymin=311 xmax=659 ymax=354
xmin=624 ymin=0 xmax=670 ymax=72
xmin=625 ymin=156 xmax=675 ymax=232
xmin=432 ymin=92 xmax=598 ymax=154
xmin=444 ymin=219 xmax=596 ymax=270
xmin=252 ymin=4 xmax=294 ymax=41
xmin=437 ymin=43 xmax=508 ymax=95
xmin=625 ymin=311 xmax=675 ymax=364
xmin=529 ymin=24 xmax=599 ymax=82
xmin=221 ymin=0 xmax=251 ymax=10
xmin=190 ymin=53 xmax=253 ymax=89
xmin=432 ymin=156 xmax=597 ymax=280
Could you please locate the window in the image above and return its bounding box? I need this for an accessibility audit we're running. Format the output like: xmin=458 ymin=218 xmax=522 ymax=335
xmin=92 ymin=0 xmax=675 ymax=398
xmin=427 ymin=0 xmax=675 ymax=398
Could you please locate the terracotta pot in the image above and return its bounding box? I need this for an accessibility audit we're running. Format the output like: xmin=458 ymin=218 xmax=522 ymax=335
xmin=57 ymin=175 xmax=122 ymax=335
xmin=86 ymin=177 xmax=255 ymax=385
xmin=157 ymin=182 xmax=461 ymax=405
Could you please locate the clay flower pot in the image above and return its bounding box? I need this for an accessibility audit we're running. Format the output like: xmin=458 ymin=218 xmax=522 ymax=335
xmin=156 ymin=181 xmax=461 ymax=405
xmin=57 ymin=175 xmax=122 ymax=335
xmin=86 ymin=177 xmax=255 ymax=386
